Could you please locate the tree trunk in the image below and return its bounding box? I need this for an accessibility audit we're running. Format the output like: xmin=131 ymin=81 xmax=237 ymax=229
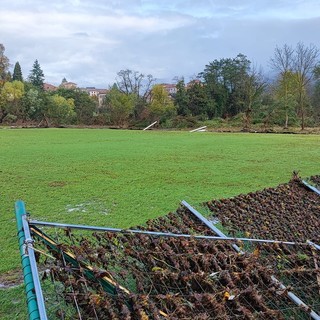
xmin=298 ymin=91 xmax=305 ymax=131
xmin=284 ymin=111 xmax=288 ymax=129
xmin=0 ymin=111 xmax=8 ymax=123
xmin=243 ymin=106 xmax=252 ymax=131
xmin=301 ymin=109 xmax=305 ymax=130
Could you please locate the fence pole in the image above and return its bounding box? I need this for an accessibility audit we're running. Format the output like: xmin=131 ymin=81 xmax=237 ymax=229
xmin=22 ymin=216 xmax=48 ymax=319
xmin=302 ymin=180 xmax=320 ymax=195
xmin=29 ymin=219 xmax=297 ymax=245
xmin=15 ymin=200 xmax=41 ymax=320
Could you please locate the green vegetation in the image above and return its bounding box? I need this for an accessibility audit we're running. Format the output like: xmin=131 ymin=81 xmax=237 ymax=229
xmin=0 ymin=128 xmax=319 ymax=318
xmin=28 ymin=59 xmax=45 ymax=90
xmin=1 ymin=43 xmax=320 ymax=129
xmin=1 ymin=128 xmax=319 ymax=271
xmin=0 ymin=285 xmax=26 ymax=319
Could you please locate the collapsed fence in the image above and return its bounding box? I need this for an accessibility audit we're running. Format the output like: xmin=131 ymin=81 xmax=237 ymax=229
xmin=15 ymin=195 xmax=320 ymax=319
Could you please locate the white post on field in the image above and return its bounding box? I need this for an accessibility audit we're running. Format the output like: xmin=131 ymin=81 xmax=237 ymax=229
xmin=143 ymin=121 xmax=157 ymax=131
xmin=189 ymin=126 xmax=207 ymax=133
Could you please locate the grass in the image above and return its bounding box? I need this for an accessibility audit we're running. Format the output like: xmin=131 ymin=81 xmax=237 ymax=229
xmin=0 ymin=128 xmax=319 ymax=319
xmin=0 ymin=285 xmax=26 ymax=319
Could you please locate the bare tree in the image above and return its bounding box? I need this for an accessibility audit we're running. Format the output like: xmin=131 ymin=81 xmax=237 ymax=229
xmin=270 ymin=42 xmax=320 ymax=130
xmin=242 ymin=64 xmax=267 ymax=130
xmin=116 ymin=69 xmax=156 ymax=101
xmin=270 ymin=44 xmax=294 ymax=74
xmin=270 ymin=45 xmax=297 ymax=128
xmin=294 ymin=42 xmax=319 ymax=130
xmin=0 ymin=44 xmax=10 ymax=82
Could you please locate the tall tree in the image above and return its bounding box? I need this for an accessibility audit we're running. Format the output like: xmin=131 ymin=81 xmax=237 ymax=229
xmin=0 ymin=80 xmax=25 ymax=122
xmin=274 ymin=71 xmax=299 ymax=128
xmin=28 ymin=59 xmax=45 ymax=90
xmin=187 ymin=81 xmax=212 ymax=118
xmin=0 ymin=44 xmax=10 ymax=84
xmin=55 ymin=87 xmax=97 ymax=124
xmin=200 ymin=54 xmax=251 ymax=117
xmin=312 ymin=66 xmax=320 ymax=124
xmin=242 ymin=65 xmax=267 ymax=130
xmin=270 ymin=42 xmax=320 ymax=129
xmin=12 ymin=62 xmax=23 ymax=81
xmin=270 ymin=44 xmax=294 ymax=74
xmin=104 ymin=85 xmax=136 ymax=127
xmin=116 ymin=69 xmax=155 ymax=101
xmin=115 ymin=69 xmax=156 ymax=120
xmin=43 ymin=94 xmax=75 ymax=127
xmin=270 ymin=44 xmax=296 ymax=128
xmin=22 ymin=86 xmax=44 ymax=121
xmin=174 ymin=78 xmax=189 ymax=116
xmin=148 ymin=84 xmax=176 ymax=122
xmin=294 ymin=42 xmax=319 ymax=129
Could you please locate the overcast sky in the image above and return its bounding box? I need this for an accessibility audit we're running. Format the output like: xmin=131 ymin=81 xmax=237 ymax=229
xmin=1 ymin=0 xmax=320 ymax=88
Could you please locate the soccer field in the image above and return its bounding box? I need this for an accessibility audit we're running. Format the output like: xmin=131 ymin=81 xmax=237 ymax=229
xmin=1 ymin=128 xmax=320 ymax=270
xmin=0 ymin=128 xmax=319 ymax=318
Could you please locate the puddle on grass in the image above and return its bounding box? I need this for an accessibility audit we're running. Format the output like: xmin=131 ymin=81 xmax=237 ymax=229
xmin=66 ymin=201 xmax=109 ymax=215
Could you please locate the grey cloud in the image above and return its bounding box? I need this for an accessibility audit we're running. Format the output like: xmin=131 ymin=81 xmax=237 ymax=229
xmin=1 ymin=0 xmax=320 ymax=88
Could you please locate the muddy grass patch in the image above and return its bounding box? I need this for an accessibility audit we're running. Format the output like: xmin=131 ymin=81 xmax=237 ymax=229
xmin=48 ymin=181 xmax=67 ymax=187
xmin=0 ymin=268 xmax=23 ymax=289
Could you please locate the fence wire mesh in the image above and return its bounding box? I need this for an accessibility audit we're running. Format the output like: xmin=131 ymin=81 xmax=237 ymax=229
xmin=30 ymin=208 xmax=320 ymax=320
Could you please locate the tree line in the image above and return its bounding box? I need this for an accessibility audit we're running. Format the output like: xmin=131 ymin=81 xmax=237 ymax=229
xmin=1 ymin=42 xmax=320 ymax=129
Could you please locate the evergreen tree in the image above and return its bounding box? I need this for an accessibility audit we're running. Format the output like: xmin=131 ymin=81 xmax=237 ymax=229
xmin=12 ymin=62 xmax=23 ymax=81
xmin=28 ymin=59 xmax=45 ymax=90
xmin=174 ymin=79 xmax=189 ymax=116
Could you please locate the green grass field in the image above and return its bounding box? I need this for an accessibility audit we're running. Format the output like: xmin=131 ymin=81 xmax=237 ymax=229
xmin=0 ymin=128 xmax=319 ymax=319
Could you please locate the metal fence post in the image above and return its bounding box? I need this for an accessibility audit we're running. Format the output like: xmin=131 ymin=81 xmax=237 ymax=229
xmin=15 ymin=200 xmax=41 ymax=320
xmin=302 ymin=180 xmax=320 ymax=195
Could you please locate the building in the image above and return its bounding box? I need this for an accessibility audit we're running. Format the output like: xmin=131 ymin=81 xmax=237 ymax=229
xmin=160 ymin=83 xmax=177 ymax=95
xmin=81 ymin=87 xmax=109 ymax=107
xmin=60 ymin=81 xmax=77 ymax=89
xmin=43 ymin=81 xmax=108 ymax=107
xmin=186 ymin=79 xmax=202 ymax=88
xmin=43 ymin=83 xmax=57 ymax=91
